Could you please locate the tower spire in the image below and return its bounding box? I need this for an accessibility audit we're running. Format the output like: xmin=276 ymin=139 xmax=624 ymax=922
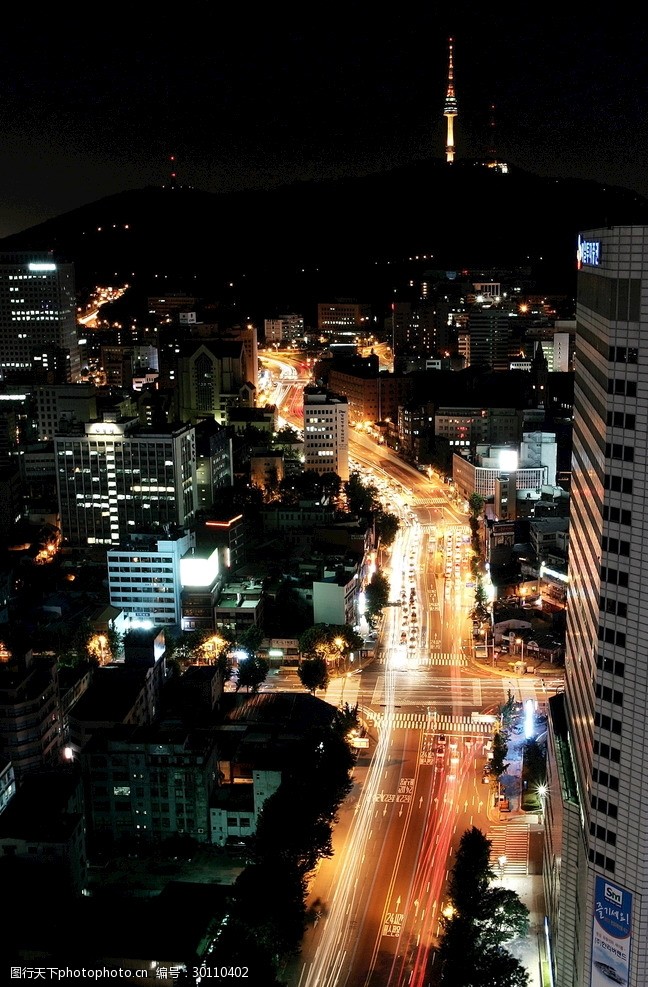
xmin=488 ymin=103 xmax=497 ymax=164
xmin=443 ymin=37 xmax=458 ymax=164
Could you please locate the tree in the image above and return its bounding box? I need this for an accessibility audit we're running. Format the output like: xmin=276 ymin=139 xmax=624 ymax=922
xmin=298 ymin=656 xmax=329 ymax=693
xmin=500 ymin=691 xmax=516 ymax=730
xmin=478 ymin=886 xmax=530 ymax=948
xmin=364 ymin=570 xmax=390 ymax=626
xmin=237 ymin=624 xmax=264 ymax=654
xmin=331 ymin=702 xmax=360 ymax=737
xmin=468 ymin=492 xmax=485 ymax=518
xmin=490 ymin=731 xmax=510 ymax=781
xmin=375 ymin=511 xmax=400 ymax=547
xmin=448 ymin=827 xmax=494 ymax=918
xmin=236 ymin=653 xmax=269 ymax=692
xmin=344 ymin=471 xmax=378 ymax=514
xmin=437 ymin=826 xmax=530 ymax=987
xmin=298 ymin=624 xmax=364 ymax=669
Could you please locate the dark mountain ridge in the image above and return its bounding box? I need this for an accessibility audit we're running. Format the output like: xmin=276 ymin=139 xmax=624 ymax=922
xmin=2 ymin=157 xmax=648 ymax=320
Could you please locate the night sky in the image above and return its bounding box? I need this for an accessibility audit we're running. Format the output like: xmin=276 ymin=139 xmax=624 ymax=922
xmin=1 ymin=7 xmax=648 ymax=239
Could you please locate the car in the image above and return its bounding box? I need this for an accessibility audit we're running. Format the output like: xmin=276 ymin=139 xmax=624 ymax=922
xmin=436 ymin=745 xmax=445 ymax=758
xmin=437 ymin=734 xmax=447 ymax=747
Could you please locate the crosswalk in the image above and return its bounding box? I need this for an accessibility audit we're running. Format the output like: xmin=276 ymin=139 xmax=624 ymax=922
xmin=378 ymin=652 xmax=468 ymax=667
xmin=419 ymin=653 xmax=468 ymax=667
xmin=488 ymin=822 xmax=530 ymax=875
xmin=369 ymin=711 xmax=495 ymax=734
xmin=414 ymin=497 xmax=447 ymax=507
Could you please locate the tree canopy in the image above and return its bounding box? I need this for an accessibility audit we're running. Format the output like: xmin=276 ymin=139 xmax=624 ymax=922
xmin=236 ymin=653 xmax=270 ymax=692
xmin=299 ymin=624 xmax=364 ymax=664
xmin=436 ymin=826 xmax=530 ymax=987
xmin=364 ymin=570 xmax=390 ymax=626
xmin=298 ymin=655 xmax=329 ymax=694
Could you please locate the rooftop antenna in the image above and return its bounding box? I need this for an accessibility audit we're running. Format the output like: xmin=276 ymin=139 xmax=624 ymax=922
xmin=443 ymin=37 xmax=458 ymax=164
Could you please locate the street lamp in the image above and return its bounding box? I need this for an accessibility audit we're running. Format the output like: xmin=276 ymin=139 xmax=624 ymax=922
xmin=334 ymin=637 xmax=347 ymax=672
xmin=516 ymin=636 xmax=525 ymax=666
xmin=203 ymin=634 xmax=226 ymax=664
xmin=537 ymin=783 xmax=548 ymax=820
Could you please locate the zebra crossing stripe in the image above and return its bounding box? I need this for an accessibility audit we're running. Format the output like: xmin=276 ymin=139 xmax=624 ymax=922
xmin=369 ymin=712 xmax=494 ymax=733
xmin=378 ymin=653 xmax=468 ymax=666
xmin=419 ymin=653 xmax=468 ymax=666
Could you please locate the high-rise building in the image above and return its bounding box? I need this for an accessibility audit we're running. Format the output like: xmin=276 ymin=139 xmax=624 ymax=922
xmin=548 ymin=226 xmax=645 ymax=987
xmin=176 ymin=339 xmax=250 ymax=424
xmin=0 ymin=251 xmax=80 ymax=382
xmin=55 ymin=413 xmax=197 ymax=546
xmin=31 ymin=382 xmax=97 ymax=441
xmin=466 ymin=308 xmax=521 ymax=371
xmin=303 ymin=386 xmax=349 ymax=482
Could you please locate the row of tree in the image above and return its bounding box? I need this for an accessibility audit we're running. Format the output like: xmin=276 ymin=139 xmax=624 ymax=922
xmin=435 ymin=827 xmax=530 ymax=986
xmin=208 ymin=703 xmax=361 ymax=983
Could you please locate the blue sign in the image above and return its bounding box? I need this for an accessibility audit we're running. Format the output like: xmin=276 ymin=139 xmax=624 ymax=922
xmin=591 ymin=876 xmax=632 ymax=987
xmin=577 ymin=235 xmax=602 ymax=269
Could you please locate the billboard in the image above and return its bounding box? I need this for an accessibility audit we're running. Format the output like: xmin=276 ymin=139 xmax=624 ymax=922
xmin=591 ymin=877 xmax=632 ymax=987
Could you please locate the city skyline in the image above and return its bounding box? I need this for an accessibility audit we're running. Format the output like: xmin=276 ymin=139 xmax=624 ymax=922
xmin=1 ymin=11 xmax=648 ymax=238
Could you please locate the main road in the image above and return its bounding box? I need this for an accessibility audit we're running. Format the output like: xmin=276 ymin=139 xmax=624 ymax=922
xmin=260 ymin=351 xmax=556 ymax=987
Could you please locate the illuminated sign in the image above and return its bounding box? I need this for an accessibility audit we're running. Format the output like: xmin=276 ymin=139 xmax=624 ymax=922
xmin=591 ymin=877 xmax=632 ymax=987
xmin=499 ymin=450 xmax=518 ymax=472
xmin=28 ymin=263 xmax=56 ymax=272
xmin=180 ymin=546 xmax=219 ymax=587
xmin=576 ymin=235 xmax=601 ymax=269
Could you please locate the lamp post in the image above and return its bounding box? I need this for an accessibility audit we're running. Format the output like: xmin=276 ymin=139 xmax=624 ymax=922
xmin=537 ymin=783 xmax=548 ymax=822
xmin=516 ymin=637 xmax=525 ymax=667
xmin=497 ymin=854 xmax=507 ymax=881
xmin=334 ymin=636 xmax=346 ymax=673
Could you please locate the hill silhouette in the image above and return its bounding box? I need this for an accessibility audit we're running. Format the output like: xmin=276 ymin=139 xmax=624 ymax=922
xmin=2 ymin=157 xmax=648 ymax=320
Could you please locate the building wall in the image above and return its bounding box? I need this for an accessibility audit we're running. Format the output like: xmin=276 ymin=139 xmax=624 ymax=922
xmin=303 ymin=388 xmax=349 ymax=482
xmin=557 ymin=226 xmax=648 ymax=987
xmin=0 ymin=252 xmax=80 ymax=382
xmin=55 ymin=417 xmax=197 ymax=546
xmin=108 ymin=531 xmax=194 ymax=626
xmin=85 ymin=731 xmax=219 ymax=846
xmin=32 ymin=383 xmax=97 ymax=441
xmin=312 ymin=578 xmax=355 ymax=626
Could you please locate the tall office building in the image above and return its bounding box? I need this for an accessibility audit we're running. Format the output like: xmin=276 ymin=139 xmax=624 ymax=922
xmin=55 ymin=413 xmax=197 ymax=546
xmin=466 ymin=308 xmax=520 ymax=371
xmin=0 ymin=251 xmax=80 ymax=382
xmin=303 ymin=386 xmax=349 ymax=482
xmin=548 ymin=227 xmax=646 ymax=987
xmin=176 ymin=339 xmax=250 ymax=424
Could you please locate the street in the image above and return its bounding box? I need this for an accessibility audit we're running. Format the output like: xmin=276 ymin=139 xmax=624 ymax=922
xmin=260 ymin=351 xmax=561 ymax=986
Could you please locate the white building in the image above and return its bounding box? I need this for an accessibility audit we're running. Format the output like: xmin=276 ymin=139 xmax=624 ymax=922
xmin=108 ymin=529 xmax=195 ymax=628
xmin=312 ymin=568 xmax=358 ymax=626
xmin=547 ymin=226 xmax=647 ymax=987
xmin=303 ymin=387 xmax=349 ymax=482
xmin=553 ymin=322 xmax=576 ymax=372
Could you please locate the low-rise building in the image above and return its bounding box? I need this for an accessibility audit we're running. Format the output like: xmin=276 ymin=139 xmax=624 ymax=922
xmin=83 ymin=724 xmax=220 ymax=847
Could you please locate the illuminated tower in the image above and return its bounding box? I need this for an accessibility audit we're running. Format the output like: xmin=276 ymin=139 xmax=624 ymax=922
xmin=443 ymin=37 xmax=458 ymax=163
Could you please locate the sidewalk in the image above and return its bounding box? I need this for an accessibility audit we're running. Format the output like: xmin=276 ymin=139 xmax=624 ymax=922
xmin=484 ymin=702 xmax=551 ymax=987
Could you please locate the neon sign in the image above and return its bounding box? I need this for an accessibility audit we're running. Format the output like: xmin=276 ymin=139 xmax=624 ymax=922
xmin=577 ymin=235 xmax=601 ymax=269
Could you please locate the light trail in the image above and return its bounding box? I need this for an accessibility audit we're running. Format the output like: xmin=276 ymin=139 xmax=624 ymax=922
xmin=303 ymin=666 xmax=400 ymax=987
